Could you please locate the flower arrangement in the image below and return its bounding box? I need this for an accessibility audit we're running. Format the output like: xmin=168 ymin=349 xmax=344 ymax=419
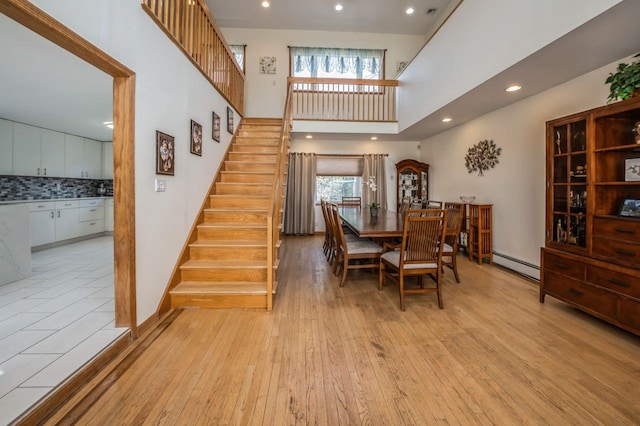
xmin=367 ymin=176 xmax=380 ymax=209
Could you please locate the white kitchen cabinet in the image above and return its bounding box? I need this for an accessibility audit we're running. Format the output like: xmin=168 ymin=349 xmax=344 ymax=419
xmin=64 ymin=135 xmax=103 ymax=178
xmin=102 ymin=142 xmax=113 ymax=179
xmin=64 ymin=134 xmax=85 ymax=178
xmin=105 ymin=198 xmax=114 ymax=232
xmin=28 ymin=202 xmax=56 ymax=247
xmin=12 ymin=122 xmax=42 ymax=176
xmin=41 ymin=129 xmax=66 ymax=177
xmin=84 ymin=138 xmax=102 ymax=178
xmin=0 ymin=119 xmax=13 ymax=174
xmin=55 ymin=200 xmax=79 ymax=241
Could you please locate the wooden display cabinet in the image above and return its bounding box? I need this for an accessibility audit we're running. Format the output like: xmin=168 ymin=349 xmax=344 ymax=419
xmin=395 ymin=159 xmax=429 ymax=210
xmin=541 ymin=96 xmax=640 ymax=336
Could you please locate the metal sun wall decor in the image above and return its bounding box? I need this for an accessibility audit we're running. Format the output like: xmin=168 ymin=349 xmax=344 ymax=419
xmin=465 ymin=139 xmax=502 ymax=176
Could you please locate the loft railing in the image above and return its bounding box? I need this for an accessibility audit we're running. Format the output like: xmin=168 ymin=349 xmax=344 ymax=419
xmin=141 ymin=0 xmax=244 ymax=115
xmin=266 ymin=79 xmax=294 ymax=311
xmin=289 ymin=77 xmax=398 ymax=122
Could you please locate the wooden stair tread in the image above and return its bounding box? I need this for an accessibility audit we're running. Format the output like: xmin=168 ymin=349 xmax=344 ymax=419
xmin=171 ymin=281 xmax=268 ymax=295
xmin=191 ymin=239 xmax=267 ymax=247
xmin=209 ymin=194 xmax=270 ymax=198
xmin=220 ymin=171 xmax=274 ymax=175
xmin=180 ymin=259 xmax=267 ymax=269
xmin=198 ymin=223 xmax=267 ymax=229
xmin=216 ymin=182 xmax=272 ymax=187
xmin=204 ymin=207 xmax=268 ymax=213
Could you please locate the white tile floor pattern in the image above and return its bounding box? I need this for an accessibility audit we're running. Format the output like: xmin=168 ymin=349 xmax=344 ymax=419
xmin=0 ymin=236 xmax=128 ymax=425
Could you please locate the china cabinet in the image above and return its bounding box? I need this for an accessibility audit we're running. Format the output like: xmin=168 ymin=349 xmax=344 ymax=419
xmin=395 ymin=159 xmax=429 ymax=210
xmin=541 ymin=96 xmax=640 ymax=335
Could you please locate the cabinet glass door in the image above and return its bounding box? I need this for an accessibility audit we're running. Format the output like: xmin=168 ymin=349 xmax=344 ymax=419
xmin=550 ymin=119 xmax=587 ymax=249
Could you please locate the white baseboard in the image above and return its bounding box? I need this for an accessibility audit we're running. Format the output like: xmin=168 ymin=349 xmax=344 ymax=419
xmin=493 ymin=252 xmax=540 ymax=281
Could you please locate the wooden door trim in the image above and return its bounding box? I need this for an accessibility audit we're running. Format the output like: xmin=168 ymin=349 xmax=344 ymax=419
xmin=0 ymin=0 xmax=137 ymax=334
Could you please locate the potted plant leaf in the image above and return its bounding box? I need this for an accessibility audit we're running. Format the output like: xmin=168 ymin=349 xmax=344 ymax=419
xmin=605 ymin=53 xmax=640 ymax=103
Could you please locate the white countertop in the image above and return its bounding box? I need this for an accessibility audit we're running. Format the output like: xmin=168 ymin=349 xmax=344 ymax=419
xmin=0 ymin=196 xmax=113 ymax=206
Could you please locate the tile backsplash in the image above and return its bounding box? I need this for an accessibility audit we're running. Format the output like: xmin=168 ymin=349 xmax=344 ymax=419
xmin=0 ymin=175 xmax=113 ymax=201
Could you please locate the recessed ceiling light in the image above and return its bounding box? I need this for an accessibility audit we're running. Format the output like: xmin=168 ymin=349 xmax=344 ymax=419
xmin=335 ymin=4 xmax=343 ymax=11
xmin=306 ymin=135 xmax=313 ymax=139
xmin=442 ymin=117 xmax=452 ymax=123
xmin=261 ymin=1 xmax=270 ymax=8
xmin=370 ymin=136 xmax=378 ymax=140
xmin=506 ymin=85 xmax=522 ymax=92
xmin=103 ymin=121 xmax=114 ymax=129
xmin=406 ymin=7 xmax=414 ymax=15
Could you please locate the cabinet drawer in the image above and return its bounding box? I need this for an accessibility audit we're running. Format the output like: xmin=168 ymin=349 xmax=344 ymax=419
xmin=586 ymin=265 xmax=640 ymax=299
xmin=79 ymin=219 xmax=104 ymax=236
xmin=28 ymin=201 xmax=55 ymax=212
xmin=55 ymin=200 xmax=79 ymax=209
xmin=593 ymin=217 xmax=640 ymax=242
xmin=543 ymin=251 xmax=586 ymax=279
xmin=79 ymin=199 xmax=104 ymax=208
xmin=619 ymin=297 xmax=640 ymax=332
xmin=592 ymin=236 xmax=640 ymax=264
xmin=544 ymin=271 xmax=618 ymax=319
xmin=79 ymin=206 xmax=104 ymax=222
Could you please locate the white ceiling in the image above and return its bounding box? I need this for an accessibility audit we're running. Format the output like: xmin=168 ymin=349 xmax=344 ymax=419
xmin=1 ymin=0 xmax=639 ymax=144
xmin=0 ymin=14 xmax=113 ymax=142
xmin=205 ymin=0 xmax=455 ymax=35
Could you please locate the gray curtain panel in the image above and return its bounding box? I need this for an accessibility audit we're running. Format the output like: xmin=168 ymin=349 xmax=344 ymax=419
xmin=283 ymin=152 xmax=316 ymax=235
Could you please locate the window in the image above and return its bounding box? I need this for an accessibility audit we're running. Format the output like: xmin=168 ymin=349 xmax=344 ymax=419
xmin=316 ymin=176 xmax=362 ymax=203
xmin=315 ymin=155 xmax=364 ymax=202
xmin=290 ymin=46 xmax=385 ymax=80
xmin=229 ymin=44 xmax=246 ymax=73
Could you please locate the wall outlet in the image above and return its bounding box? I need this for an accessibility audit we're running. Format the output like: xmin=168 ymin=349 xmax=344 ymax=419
xmin=154 ymin=179 xmax=166 ymax=192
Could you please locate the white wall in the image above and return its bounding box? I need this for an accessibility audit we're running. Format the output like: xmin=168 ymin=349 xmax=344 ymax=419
xmin=291 ymin=138 xmax=420 ymax=230
xmin=221 ymin=27 xmax=426 ymax=118
xmin=30 ymin=0 xmax=235 ymax=324
xmin=420 ymin=55 xmax=633 ymax=278
xmin=398 ymin=0 xmax=623 ymax=132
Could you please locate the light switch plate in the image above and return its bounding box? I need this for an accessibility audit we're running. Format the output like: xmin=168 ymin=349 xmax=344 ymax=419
xmin=155 ymin=179 xmax=166 ymax=192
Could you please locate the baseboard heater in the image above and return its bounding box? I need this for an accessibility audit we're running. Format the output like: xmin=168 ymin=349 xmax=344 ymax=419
xmin=492 ymin=251 xmax=540 ymax=281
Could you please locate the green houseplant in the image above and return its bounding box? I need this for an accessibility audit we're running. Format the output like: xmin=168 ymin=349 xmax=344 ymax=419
xmin=605 ymin=53 xmax=640 ymax=103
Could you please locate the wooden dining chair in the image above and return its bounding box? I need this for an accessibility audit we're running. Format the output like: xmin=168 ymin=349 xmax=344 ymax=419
xmin=320 ymin=200 xmax=333 ymax=260
xmin=330 ymin=203 xmax=383 ymax=286
xmin=442 ymin=207 xmax=464 ymax=283
xmin=379 ymin=209 xmax=447 ymax=311
xmin=342 ymin=196 xmax=361 ymax=208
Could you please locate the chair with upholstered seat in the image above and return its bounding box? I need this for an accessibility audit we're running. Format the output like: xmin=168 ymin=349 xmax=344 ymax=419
xmin=320 ymin=200 xmax=333 ymax=260
xmin=379 ymin=209 xmax=447 ymax=311
xmin=425 ymin=200 xmax=443 ymax=209
xmin=330 ymin=203 xmax=383 ymax=286
xmin=442 ymin=207 xmax=463 ymax=283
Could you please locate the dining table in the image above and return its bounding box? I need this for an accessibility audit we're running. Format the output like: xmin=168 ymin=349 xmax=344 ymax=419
xmin=339 ymin=206 xmax=405 ymax=239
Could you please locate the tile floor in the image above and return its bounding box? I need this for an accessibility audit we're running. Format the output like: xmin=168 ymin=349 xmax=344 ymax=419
xmin=0 ymin=236 xmax=128 ymax=425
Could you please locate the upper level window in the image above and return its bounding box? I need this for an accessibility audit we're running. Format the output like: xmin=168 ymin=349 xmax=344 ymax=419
xmin=290 ymin=46 xmax=385 ymax=80
xmin=229 ymin=44 xmax=246 ymax=73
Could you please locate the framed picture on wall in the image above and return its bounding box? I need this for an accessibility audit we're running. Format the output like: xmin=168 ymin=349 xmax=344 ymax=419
xmin=190 ymin=120 xmax=202 ymax=156
xmin=227 ymin=107 xmax=234 ymax=134
xmin=156 ymin=131 xmax=174 ymax=176
xmin=212 ymin=111 xmax=220 ymax=142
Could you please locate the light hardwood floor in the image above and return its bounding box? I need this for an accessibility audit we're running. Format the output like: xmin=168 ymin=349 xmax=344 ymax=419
xmin=57 ymin=235 xmax=640 ymax=425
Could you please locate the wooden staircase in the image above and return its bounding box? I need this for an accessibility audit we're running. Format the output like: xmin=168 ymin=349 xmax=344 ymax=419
xmin=166 ymin=118 xmax=286 ymax=310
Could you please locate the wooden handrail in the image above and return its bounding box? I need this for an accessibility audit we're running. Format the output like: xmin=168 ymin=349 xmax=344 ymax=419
xmin=289 ymin=77 xmax=398 ymax=122
xmin=266 ymin=80 xmax=294 ymax=311
xmin=141 ymin=0 xmax=244 ymax=115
